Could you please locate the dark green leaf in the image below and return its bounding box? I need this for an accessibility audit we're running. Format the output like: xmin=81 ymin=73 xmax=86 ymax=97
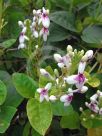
xmin=50 ymin=11 xmax=76 ymax=32
xmin=48 ymin=23 xmax=71 ymax=42
xmin=81 ymin=25 xmax=102 ymax=45
xmin=0 ymin=80 xmax=7 ymax=105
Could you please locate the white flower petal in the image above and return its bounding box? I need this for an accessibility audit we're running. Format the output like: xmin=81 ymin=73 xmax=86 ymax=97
xmin=58 ymin=63 xmax=64 ymax=68
xmin=80 ymin=86 xmax=88 ymax=93
xmin=40 ymin=95 xmax=44 ymax=102
xmin=85 ymin=50 xmax=93 ymax=59
xmin=43 ymin=33 xmax=47 ymax=41
xmin=60 ymin=95 xmax=68 ymax=102
xmin=39 ymin=28 xmax=43 ymax=36
xmin=45 ymin=83 xmax=52 ymax=90
xmin=44 ymin=95 xmax=49 ymax=101
xmin=19 ymin=35 xmax=25 ymax=43
xmin=64 ymin=102 xmax=70 ymax=106
xmin=37 ymin=88 xmax=42 ymax=93
xmin=22 ymin=27 xmax=26 ymax=33
xmin=78 ymin=61 xmax=86 ymax=74
xmin=54 ymin=54 xmax=62 ymax=62
xmin=42 ymin=17 xmax=50 ymax=28
xmin=18 ymin=21 xmax=24 ymax=28
xmin=66 ymin=75 xmax=77 ymax=84
xmin=90 ymin=94 xmax=98 ymax=103
xmin=33 ymin=31 xmax=38 ymax=38
xmin=18 ymin=43 xmax=25 ymax=49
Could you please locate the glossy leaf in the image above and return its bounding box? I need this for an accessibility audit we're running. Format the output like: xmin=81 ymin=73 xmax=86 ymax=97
xmin=12 ymin=73 xmax=38 ymax=98
xmin=60 ymin=110 xmax=80 ymax=129
xmin=27 ymin=98 xmax=53 ymax=136
xmin=50 ymin=11 xmax=76 ymax=32
xmin=81 ymin=25 xmax=102 ymax=44
xmin=0 ymin=106 xmax=16 ymax=133
xmin=51 ymin=101 xmax=73 ymax=116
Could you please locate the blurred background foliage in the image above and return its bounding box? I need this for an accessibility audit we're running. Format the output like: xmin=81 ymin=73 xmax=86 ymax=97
xmin=0 ymin=0 xmax=102 ymax=135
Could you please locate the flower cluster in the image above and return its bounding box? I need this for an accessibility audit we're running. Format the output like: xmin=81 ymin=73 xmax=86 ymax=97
xmin=36 ymin=45 xmax=94 ymax=107
xmin=85 ymin=90 xmax=102 ymax=115
xmin=18 ymin=7 xmax=50 ymax=49
xmin=18 ymin=21 xmax=29 ymax=49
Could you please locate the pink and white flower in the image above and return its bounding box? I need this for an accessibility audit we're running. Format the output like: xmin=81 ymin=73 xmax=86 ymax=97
xmin=41 ymin=7 xmax=50 ymax=28
xmin=54 ymin=54 xmax=71 ymax=68
xmin=37 ymin=83 xmax=52 ymax=102
xmin=18 ymin=27 xmax=29 ymax=49
xmin=40 ymin=27 xmax=49 ymax=41
xmin=60 ymin=93 xmax=73 ymax=106
xmin=85 ymin=102 xmax=99 ymax=113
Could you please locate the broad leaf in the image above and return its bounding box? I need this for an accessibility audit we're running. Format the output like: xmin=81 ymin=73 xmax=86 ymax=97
xmin=81 ymin=25 xmax=102 ymax=45
xmin=60 ymin=110 xmax=80 ymax=129
xmin=0 ymin=106 xmax=16 ymax=133
xmin=0 ymin=80 xmax=7 ymax=105
xmin=51 ymin=101 xmax=73 ymax=116
xmin=27 ymin=99 xmax=53 ymax=135
xmin=0 ymin=70 xmax=23 ymax=107
xmin=12 ymin=73 xmax=38 ymax=98
xmin=48 ymin=23 xmax=71 ymax=42
xmin=50 ymin=11 xmax=76 ymax=32
xmin=1 ymin=39 xmax=16 ymax=48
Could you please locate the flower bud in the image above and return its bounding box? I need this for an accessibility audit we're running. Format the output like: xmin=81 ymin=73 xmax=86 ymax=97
xmin=79 ymin=107 xmax=83 ymax=112
xmin=90 ymin=114 xmax=95 ymax=118
xmin=90 ymin=94 xmax=98 ymax=103
xmin=85 ymin=50 xmax=93 ymax=59
xmin=18 ymin=21 xmax=24 ymax=27
xmin=54 ymin=69 xmax=59 ymax=77
xmin=81 ymin=86 xmax=88 ymax=93
xmin=49 ymin=95 xmax=57 ymax=102
xmin=81 ymin=55 xmax=88 ymax=62
xmin=67 ymin=45 xmax=73 ymax=52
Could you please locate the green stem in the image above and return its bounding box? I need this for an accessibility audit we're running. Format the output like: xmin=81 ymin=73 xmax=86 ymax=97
xmin=89 ymin=62 xmax=98 ymax=73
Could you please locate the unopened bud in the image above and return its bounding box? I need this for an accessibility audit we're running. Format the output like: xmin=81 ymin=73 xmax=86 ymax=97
xmin=83 ymin=118 xmax=86 ymax=121
xmin=90 ymin=114 xmax=95 ymax=119
xmin=33 ymin=9 xmax=36 ymax=15
xmin=18 ymin=21 xmax=24 ymax=27
xmin=81 ymin=55 xmax=88 ymax=62
xmin=67 ymin=45 xmax=73 ymax=52
xmin=49 ymin=95 xmax=57 ymax=102
xmin=54 ymin=69 xmax=59 ymax=77
xmin=79 ymin=107 xmax=83 ymax=112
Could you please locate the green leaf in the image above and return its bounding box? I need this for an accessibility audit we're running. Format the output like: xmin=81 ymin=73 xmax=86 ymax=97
xmin=50 ymin=11 xmax=76 ymax=32
xmin=12 ymin=73 xmax=38 ymax=98
xmin=48 ymin=23 xmax=71 ymax=42
xmin=1 ymin=39 xmax=16 ymax=48
xmin=0 ymin=106 xmax=16 ymax=133
xmin=60 ymin=111 xmax=80 ymax=129
xmin=51 ymin=101 xmax=73 ymax=116
xmin=51 ymin=0 xmax=72 ymax=10
xmin=0 ymin=80 xmax=7 ymax=105
xmin=80 ymin=110 xmax=93 ymax=128
xmin=27 ymin=99 xmax=53 ymax=136
xmin=0 ymin=70 xmax=23 ymax=107
xmin=81 ymin=25 xmax=102 ymax=45
xmin=4 ymin=7 xmax=25 ymax=38
xmin=84 ymin=72 xmax=100 ymax=87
